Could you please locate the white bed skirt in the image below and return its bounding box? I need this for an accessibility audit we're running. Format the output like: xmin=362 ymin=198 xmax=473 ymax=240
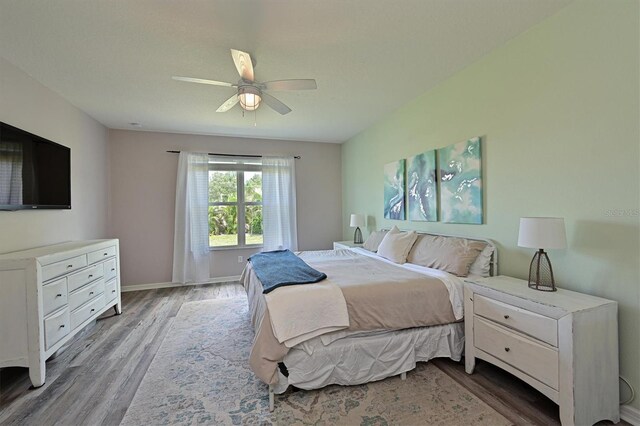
xmin=275 ymin=322 xmax=464 ymax=393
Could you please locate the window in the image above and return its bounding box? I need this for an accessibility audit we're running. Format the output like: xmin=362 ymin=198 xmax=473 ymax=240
xmin=208 ymin=158 xmax=262 ymax=248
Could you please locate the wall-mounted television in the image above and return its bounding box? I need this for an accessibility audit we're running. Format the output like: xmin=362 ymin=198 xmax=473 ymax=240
xmin=0 ymin=122 xmax=71 ymax=210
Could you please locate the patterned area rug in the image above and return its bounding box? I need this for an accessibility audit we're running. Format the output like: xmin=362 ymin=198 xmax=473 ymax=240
xmin=121 ymin=297 xmax=510 ymax=425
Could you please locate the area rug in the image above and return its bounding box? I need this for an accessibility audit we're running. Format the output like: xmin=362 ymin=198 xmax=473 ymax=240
xmin=121 ymin=297 xmax=510 ymax=425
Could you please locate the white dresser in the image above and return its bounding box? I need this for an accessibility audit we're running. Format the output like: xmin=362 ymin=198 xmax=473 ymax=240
xmin=333 ymin=241 xmax=363 ymax=250
xmin=464 ymin=276 xmax=619 ymax=426
xmin=0 ymin=239 xmax=122 ymax=387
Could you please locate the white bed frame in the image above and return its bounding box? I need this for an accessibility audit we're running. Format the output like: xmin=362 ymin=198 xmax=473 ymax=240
xmin=265 ymin=231 xmax=498 ymax=411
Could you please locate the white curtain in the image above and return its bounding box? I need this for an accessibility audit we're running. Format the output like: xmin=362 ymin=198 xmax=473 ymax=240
xmin=172 ymin=152 xmax=210 ymax=284
xmin=262 ymin=156 xmax=298 ymax=251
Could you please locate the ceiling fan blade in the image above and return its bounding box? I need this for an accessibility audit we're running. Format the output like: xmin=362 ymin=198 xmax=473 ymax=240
xmin=216 ymin=94 xmax=239 ymax=112
xmin=262 ymin=79 xmax=317 ymax=91
xmin=172 ymin=76 xmax=236 ymax=87
xmin=230 ymin=49 xmax=255 ymax=82
xmin=261 ymin=92 xmax=292 ymax=115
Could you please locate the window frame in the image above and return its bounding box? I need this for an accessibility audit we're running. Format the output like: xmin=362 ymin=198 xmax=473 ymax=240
xmin=208 ymin=161 xmax=263 ymax=251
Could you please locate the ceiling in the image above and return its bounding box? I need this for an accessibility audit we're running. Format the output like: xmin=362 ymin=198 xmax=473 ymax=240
xmin=0 ymin=0 xmax=571 ymax=143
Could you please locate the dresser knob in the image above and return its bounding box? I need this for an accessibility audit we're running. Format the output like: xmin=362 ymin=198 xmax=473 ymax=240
xmin=91 ymin=309 xmax=95 ymax=312
xmin=67 ymin=264 xmax=73 ymax=268
xmin=89 ymin=292 xmax=94 ymax=295
xmin=504 ymin=315 xmax=510 ymax=319
xmin=504 ymin=347 xmax=510 ymax=352
xmin=59 ymin=324 xmax=65 ymax=329
xmin=111 ymin=268 xmax=115 ymax=271
xmin=112 ymin=290 xmax=116 ymax=293
xmin=104 ymin=253 xmax=108 ymax=256
xmin=56 ymin=294 xmax=62 ymax=297
xmin=89 ymin=274 xmax=93 ymax=278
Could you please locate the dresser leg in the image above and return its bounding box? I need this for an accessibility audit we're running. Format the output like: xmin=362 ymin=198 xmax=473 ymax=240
xmin=29 ymin=359 xmax=46 ymax=388
xmin=114 ymin=303 xmax=122 ymax=315
xmin=465 ymin=355 xmax=476 ymax=374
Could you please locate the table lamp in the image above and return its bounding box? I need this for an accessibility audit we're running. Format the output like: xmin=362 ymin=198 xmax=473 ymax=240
xmin=350 ymin=214 xmax=365 ymax=244
xmin=517 ymin=217 xmax=566 ymax=291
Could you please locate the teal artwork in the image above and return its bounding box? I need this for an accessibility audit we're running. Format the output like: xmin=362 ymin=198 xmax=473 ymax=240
xmin=439 ymin=137 xmax=483 ymax=224
xmin=408 ymin=150 xmax=438 ymax=221
xmin=383 ymin=159 xmax=405 ymax=220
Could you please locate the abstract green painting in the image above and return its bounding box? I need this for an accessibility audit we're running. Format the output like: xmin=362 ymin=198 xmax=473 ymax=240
xmin=383 ymin=159 xmax=405 ymax=220
xmin=439 ymin=137 xmax=482 ymax=224
xmin=407 ymin=150 xmax=438 ymax=221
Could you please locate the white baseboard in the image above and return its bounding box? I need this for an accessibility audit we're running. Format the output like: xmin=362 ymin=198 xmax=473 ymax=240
xmin=121 ymin=275 xmax=241 ymax=292
xmin=622 ymin=404 xmax=640 ymax=425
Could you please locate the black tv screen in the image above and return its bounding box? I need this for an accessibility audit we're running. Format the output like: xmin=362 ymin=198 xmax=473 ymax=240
xmin=0 ymin=122 xmax=71 ymax=210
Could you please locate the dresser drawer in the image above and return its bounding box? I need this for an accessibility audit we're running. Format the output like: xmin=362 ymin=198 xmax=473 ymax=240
xmin=474 ymin=317 xmax=558 ymax=389
xmin=42 ymin=255 xmax=87 ymax=282
xmin=104 ymin=258 xmax=117 ymax=282
xmin=69 ymin=278 xmax=105 ymax=312
xmin=42 ymin=277 xmax=68 ymax=316
xmin=88 ymin=246 xmax=116 ymax=265
xmin=105 ymin=279 xmax=118 ymax=303
xmin=474 ymin=295 xmax=558 ymax=346
xmin=68 ymin=263 xmax=104 ymax=293
xmin=71 ymin=294 xmax=106 ymax=329
xmin=44 ymin=307 xmax=70 ymax=350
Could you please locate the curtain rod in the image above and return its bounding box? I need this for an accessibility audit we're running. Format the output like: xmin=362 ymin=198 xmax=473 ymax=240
xmin=166 ymin=150 xmax=301 ymax=159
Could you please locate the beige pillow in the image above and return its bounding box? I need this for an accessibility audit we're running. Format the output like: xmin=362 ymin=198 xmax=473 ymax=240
xmin=362 ymin=229 xmax=389 ymax=252
xmin=468 ymin=244 xmax=494 ymax=277
xmin=377 ymin=226 xmax=418 ymax=264
xmin=407 ymin=234 xmax=486 ymax=277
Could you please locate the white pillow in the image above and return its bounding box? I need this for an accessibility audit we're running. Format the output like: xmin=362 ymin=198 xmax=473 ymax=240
xmin=377 ymin=226 xmax=418 ymax=264
xmin=468 ymin=244 xmax=494 ymax=277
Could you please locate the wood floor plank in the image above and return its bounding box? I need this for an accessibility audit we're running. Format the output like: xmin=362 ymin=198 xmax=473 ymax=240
xmin=1 ymin=281 xmax=610 ymax=426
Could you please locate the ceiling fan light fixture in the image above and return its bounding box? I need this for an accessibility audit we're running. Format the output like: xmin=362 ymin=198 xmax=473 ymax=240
xmin=238 ymin=86 xmax=262 ymax=111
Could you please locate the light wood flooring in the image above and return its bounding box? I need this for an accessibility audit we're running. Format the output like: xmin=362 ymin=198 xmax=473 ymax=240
xmin=0 ymin=283 xmax=624 ymax=425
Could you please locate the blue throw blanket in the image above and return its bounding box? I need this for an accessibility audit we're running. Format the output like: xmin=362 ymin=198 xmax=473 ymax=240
xmin=249 ymin=250 xmax=327 ymax=294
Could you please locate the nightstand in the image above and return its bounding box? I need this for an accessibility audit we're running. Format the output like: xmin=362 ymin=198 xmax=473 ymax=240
xmin=464 ymin=275 xmax=619 ymax=426
xmin=333 ymin=241 xmax=363 ymax=250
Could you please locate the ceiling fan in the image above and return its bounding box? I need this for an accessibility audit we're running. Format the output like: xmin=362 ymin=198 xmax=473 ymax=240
xmin=172 ymin=49 xmax=317 ymax=115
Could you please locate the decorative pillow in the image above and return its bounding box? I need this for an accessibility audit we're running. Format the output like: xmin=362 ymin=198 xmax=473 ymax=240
xmin=468 ymin=244 xmax=494 ymax=277
xmin=377 ymin=226 xmax=418 ymax=264
xmin=406 ymin=234 xmax=486 ymax=277
xmin=362 ymin=229 xmax=389 ymax=252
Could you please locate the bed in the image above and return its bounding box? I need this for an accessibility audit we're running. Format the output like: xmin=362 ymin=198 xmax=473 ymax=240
xmin=241 ymin=231 xmax=498 ymax=411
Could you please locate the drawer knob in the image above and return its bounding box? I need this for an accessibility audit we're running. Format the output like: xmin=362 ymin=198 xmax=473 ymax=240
xmin=56 ymin=293 xmax=62 ymax=297
xmin=112 ymin=290 xmax=116 ymax=293
xmin=67 ymin=264 xmax=73 ymax=269
xmin=91 ymin=308 xmax=95 ymax=312
xmin=504 ymin=347 xmax=510 ymax=352
xmin=504 ymin=315 xmax=510 ymax=319
xmin=89 ymin=274 xmax=93 ymax=278
xmin=59 ymin=324 xmax=65 ymax=329
xmin=104 ymin=253 xmax=108 ymax=256
xmin=89 ymin=291 xmax=94 ymax=295
xmin=111 ymin=268 xmax=115 ymax=271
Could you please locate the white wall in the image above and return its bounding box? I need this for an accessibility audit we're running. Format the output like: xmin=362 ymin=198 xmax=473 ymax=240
xmin=108 ymin=129 xmax=342 ymax=286
xmin=0 ymin=57 xmax=109 ymax=253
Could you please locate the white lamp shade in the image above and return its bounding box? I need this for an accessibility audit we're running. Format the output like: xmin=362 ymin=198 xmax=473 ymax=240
xmin=350 ymin=214 xmax=365 ymax=228
xmin=518 ymin=217 xmax=567 ymax=249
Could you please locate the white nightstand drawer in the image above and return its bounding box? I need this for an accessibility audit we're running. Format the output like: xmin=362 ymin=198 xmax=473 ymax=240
xmin=42 ymin=277 xmax=68 ymax=316
xmin=475 ymin=317 xmax=558 ymax=390
xmin=105 ymin=278 xmax=118 ymax=303
xmin=474 ymin=294 xmax=558 ymax=346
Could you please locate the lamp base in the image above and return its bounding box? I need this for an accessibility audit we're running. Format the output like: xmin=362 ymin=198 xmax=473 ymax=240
xmin=354 ymin=227 xmax=363 ymax=244
xmin=528 ymin=249 xmax=557 ymax=291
